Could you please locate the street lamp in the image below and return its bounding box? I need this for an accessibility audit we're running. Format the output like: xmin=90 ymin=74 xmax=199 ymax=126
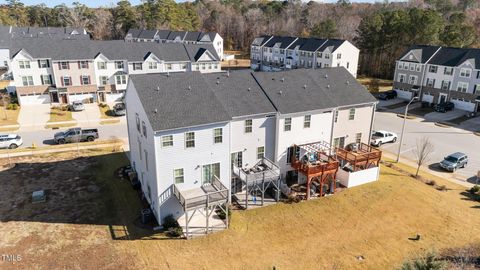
xmin=396 ymin=96 xmax=419 ymax=163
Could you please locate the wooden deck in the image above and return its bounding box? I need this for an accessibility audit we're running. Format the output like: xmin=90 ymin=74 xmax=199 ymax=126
xmin=336 ymin=143 xmax=382 ymax=171
xmin=173 ymin=176 xmax=228 ymax=211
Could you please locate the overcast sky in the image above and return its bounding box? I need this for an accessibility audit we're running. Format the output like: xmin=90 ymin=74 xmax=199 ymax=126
xmin=2 ymin=0 xmax=408 ymax=8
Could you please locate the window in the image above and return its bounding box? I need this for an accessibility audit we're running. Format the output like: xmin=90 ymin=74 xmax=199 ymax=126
xmin=231 ymin=152 xmax=242 ymax=168
xmin=148 ymin=62 xmax=157 ymax=69
xmin=403 ymin=63 xmax=409 ymax=70
xmin=116 ymin=75 xmax=127 ymax=85
xmin=460 ymin=68 xmax=471 ymax=78
xmin=62 ymin=76 xmax=72 ymax=86
xmin=174 ymin=169 xmax=184 ymax=184
xmin=81 ymin=75 xmax=90 ymax=85
xmin=133 ymin=63 xmax=142 ymax=70
xmin=426 ymin=78 xmax=435 ymax=87
xmin=409 ymin=75 xmax=418 ymax=85
xmin=398 ymin=62 xmax=403 ymax=70
xmin=428 ymin=65 xmax=437 ymax=73
xmin=325 ymin=53 xmax=330 ymax=59
xmin=182 ymin=63 xmax=187 ymax=69
xmin=161 ymin=135 xmax=173 ymax=147
xmin=142 ymin=121 xmax=147 ymax=137
xmin=19 ymin=60 xmax=31 ymax=69
xmin=304 ymin=115 xmax=311 ymax=128
xmin=41 ymin=75 xmax=52 ymax=85
xmin=78 ymin=61 xmax=88 ymax=69
xmin=135 ymin=113 xmax=140 ymax=132
xmin=444 ymin=67 xmax=453 ymax=75
xmin=398 ymin=74 xmax=406 ymax=83
xmin=457 ymin=82 xmax=468 ymax=93
xmin=257 ymin=146 xmax=265 ymax=159
xmin=213 ymin=128 xmax=222 ymax=144
xmin=21 ymin=76 xmax=34 ymax=86
xmin=475 ymin=84 xmax=480 ymax=94
xmin=324 ymin=63 xmax=330 ymax=68
xmin=337 ymin=53 xmax=341 ymax=59
xmin=115 ymin=61 xmax=124 ymax=69
xmin=348 ymin=108 xmax=355 ymax=120
xmin=166 ymin=64 xmax=172 ymax=70
xmin=347 ymin=62 xmax=350 ymax=69
xmin=334 ymin=110 xmax=339 ymax=123
xmin=38 ymin=60 xmax=49 ymax=68
xmin=410 ymin=64 xmax=415 ymax=71
xmin=284 ymin=117 xmax=292 ymax=131
xmin=185 ymin=132 xmax=195 ymax=148
xmin=416 ymin=64 xmax=421 ymax=72
xmin=286 ymin=146 xmax=300 ymax=164
xmin=441 ymin=80 xmax=450 ymax=90
xmin=317 ymin=52 xmax=322 ymax=58
xmin=355 ymin=133 xmax=362 ymax=144
xmin=99 ymin=76 xmax=108 ymax=85
xmin=59 ymin=61 xmax=69 ymax=70
xmin=202 ymin=163 xmax=220 ymax=184
xmin=97 ymin=61 xmax=106 ymax=70
xmin=333 ymin=137 xmax=345 ymax=148
xmin=244 ymin=119 xmax=252 ymax=133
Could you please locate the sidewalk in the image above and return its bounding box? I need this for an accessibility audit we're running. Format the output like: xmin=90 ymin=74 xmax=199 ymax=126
xmin=381 ymin=150 xmax=475 ymax=188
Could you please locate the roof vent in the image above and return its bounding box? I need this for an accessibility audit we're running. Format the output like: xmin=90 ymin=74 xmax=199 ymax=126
xmin=166 ymin=72 xmax=170 ymax=77
xmin=156 ymin=86 xmax=160 ymax=91
xmin=303 ymin=84 xmax=307 ymax=89
xmin=325 ymin=74 xmax=328 ymax=79
xmin=226 ymin=70 xmax=230 ymax=77
xmin=188 ymin=85 xmax=191 ymax=90
xmin=281 ymin=77 xmax=285 ymax=82
xmin=247 ymin=87 xmax=251 ymax=91
xmin=346 ymin=80 xmax=350 ymax=85
xmin=154 ymin=109 xmax=158 ymax=113
xmin=327 ymin=84 xmax=330 ymax=89
xmin=216 ymin=80 xmax=220 ymax=85
xmin=278 ymin=90 xmax=283 ymax=95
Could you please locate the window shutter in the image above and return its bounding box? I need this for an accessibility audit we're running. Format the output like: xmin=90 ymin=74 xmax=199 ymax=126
xmin=67 ymin=62 xmax=70 ymax=70
xmin=49 ymin=75 xmax=53 ymax=85
xmin=86 ymin=62 xmax=89 ymax=69
xmin=38 ymin=60 xmax=41 ymax=68
xmin=58 ymin=62 xmax=62 ymax=70
xmin=61 ymin=76 xmax=64 ymax=86
xmin=88 ymin=75 xmax=91 ymax=85
xmin=46 ymin=60 xmax=50 ymax=68
xmin=80 ymin=76 xmax=83 ymax=85
xmin=78 ymin=61 xmax=81 ymax=69
xmin=40 ymin=75 xmax=44 ymax=85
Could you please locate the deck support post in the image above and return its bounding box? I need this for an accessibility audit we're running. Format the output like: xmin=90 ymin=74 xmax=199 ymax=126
xmin=184 ymin=206 xmax=189 ymax=239
xmin=245 ymin=179 xmax=249 ymax=210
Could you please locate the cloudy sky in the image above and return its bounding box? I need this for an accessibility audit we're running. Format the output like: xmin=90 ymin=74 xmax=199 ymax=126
xmin=3 ymin=0 xmax=408 ymax=8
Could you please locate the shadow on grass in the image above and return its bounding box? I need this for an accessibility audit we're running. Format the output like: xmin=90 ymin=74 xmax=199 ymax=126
xmin=0 ymin=151 xmax=165 ymax=241
xmin=428 ymin=163 xmax=449 ymax=173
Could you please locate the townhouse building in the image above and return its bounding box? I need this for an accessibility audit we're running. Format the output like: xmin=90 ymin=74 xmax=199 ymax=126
xmin=250 ymin=35 xmax=359 ymax=77
xmin=393 ymin=45 xmax=480 ymax=112
xmin=125 ymin=68 xmax=378 ymax=237
xmin=125 ymin=29 xmax=224 ymax=60
xmin=5 ymin=38 xmax=221 ymax=105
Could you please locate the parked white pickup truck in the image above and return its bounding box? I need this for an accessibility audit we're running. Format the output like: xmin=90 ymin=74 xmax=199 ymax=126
xmin=370 ymin=130 xmax=398 ymax=147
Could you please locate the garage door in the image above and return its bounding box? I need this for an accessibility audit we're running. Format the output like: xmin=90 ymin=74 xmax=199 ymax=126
xmin=394 ymin=89 xmax=413 ymax=100
xmin=451 ymin=99 xmax=475 ymax=112
xmin=19 ymin=94 xmax=50 ymax=105
xmin=422 ymin=93 xmax=433 ymax=103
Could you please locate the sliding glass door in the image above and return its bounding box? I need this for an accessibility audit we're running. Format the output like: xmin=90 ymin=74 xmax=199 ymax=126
xmin=202 ymin=163 xmax=220 ymax=184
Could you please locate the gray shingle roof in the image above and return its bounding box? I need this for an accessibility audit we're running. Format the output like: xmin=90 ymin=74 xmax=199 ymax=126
xmin=130 ymin=68 xmax=376 ymax=131
xmin=7 ymin=38 xmax=217 ymax=62
xmin=318 ymin=39 xmax=346 ymax=53
xmin=399 ymin=45 xmax=441 ymax=63
xmin=138 ymin=29 xmax=158 ymax=39
xmin=252 ymin=35 xmax=272 ymax=46
xmin=167 ymin=31 xmax=187 ymax=41
xmin=184 ymin=44 xmax=220 ymax=62
xmin=0 ymin=25 xmax=89 ymax=39
xmin=130 ymin=72 xmax=231 ymax=132
xmin=252 ymin=68 xmax=376 ymax=114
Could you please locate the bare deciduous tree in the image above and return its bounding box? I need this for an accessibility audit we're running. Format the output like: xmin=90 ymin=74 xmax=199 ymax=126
xmin=413 ymin=137 xmax=434 ymax=177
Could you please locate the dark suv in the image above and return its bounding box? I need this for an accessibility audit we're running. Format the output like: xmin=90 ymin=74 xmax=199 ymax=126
xmin=377 ymin=90 xmax=397 ymax=100
xmin=434 ymin=101 xmax=454 ymax=113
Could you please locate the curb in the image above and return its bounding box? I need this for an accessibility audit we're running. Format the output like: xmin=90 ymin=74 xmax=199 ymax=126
xmin=434 ymin=122 xmax=453 ymax=128
xmin=396 ymin=114 xmax=416 ymax=120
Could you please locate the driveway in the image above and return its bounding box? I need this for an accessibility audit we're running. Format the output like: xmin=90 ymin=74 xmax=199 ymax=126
xmin=424 ymin=109 xmax=467 ymax=122
xmin=18 ymin=104 xmax=50 ymax=131
xmin=374 ymin=111 xmax=480 ymax=185
xmin=72 ymin=104 xmax=101 ymax=126
xmin=458 ymin=116 xmax=480 ymax=132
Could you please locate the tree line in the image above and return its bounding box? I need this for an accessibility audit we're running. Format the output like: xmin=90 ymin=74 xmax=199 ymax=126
xmin=0 ymin=0 xmax=479 ymax=79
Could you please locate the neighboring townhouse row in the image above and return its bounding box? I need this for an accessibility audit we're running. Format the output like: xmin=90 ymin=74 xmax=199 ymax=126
xmin=125 ymin=68 xmax=378 ymax=236
xmin=1 ymin=38 xmax=221 ymax=105
xmin=394 ymin=45 xmax=480 ymax=112
xmin=250 ymin=35 xmax=359 ymax=77
xmin=0 ymin=25 xmax=90 ymax=70
xmin=125 ymin=28 xmax=224 ymax=60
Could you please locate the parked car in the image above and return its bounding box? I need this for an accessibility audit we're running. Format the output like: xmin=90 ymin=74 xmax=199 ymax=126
xmin=434 ymin=101 xmax=454 ymax=113
xmin=70 ymin=101 xmax=85 ymax=112
xmin=0 ymin=134 xmax=23 ymax=149
xmin=439 ymin=152 xmax=468 ymax=172
xmin=53 ymin=127 xmax=99 ymax=144
xmin=113 ymin=103 xmax=126 ymax=116
xmin=377 ymin=90 xmax=397 ymax=100
xmin=370 ymin=130 xmax=398 ymax=146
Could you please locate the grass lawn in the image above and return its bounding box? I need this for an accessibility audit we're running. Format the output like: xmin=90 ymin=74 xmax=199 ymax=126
xmin=1 ymin=152 xmax=480 ymax=269
xmin=408 ymin=106 xmax=435 ymax=117
xmin=47 ymin=107 xmax=74 ymax=123
xmin=0 ymin=106 xmax=20 ymax=126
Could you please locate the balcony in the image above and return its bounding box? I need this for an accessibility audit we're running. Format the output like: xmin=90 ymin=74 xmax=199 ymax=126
xmin=336 ymin=143 xmax=381 ymax=172
xmin=289 ymin=141 xmax=339 ymax=200
xmin=173 ymin=176 xmax=228 ymax=211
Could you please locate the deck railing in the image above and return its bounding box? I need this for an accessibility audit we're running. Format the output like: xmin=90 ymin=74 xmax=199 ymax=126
xmin=232 ymin=157 xmax=280 ymax=183
xmin=290 ymin=148 xmax=339 ymax=176
xmin=173 ymin=176 xmax=229 ymax=210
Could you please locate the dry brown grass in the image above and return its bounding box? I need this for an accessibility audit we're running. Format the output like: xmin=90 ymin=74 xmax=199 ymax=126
xmin=47 ymin=107 xmax=74 ymax=123
xmin=0 ymin=106 xmax=20 ymax=126
xmin=357 ymin=76 xmax=393 ymax=92
xmin=1 ymin=152 xmax=480 ymax=270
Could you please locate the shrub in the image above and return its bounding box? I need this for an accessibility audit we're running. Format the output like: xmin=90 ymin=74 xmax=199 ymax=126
xmin=469 ymin=185 xmax=480 ymax=195
xmin=167 ymin=226 xmax=183 ymax=237
xmin=368 ymin=78 xmax=380 ymax=93
xmin=163 ymin=214 xmax=179 ymax=229
xmin=437 ymin=185 xmax=447 ymax=191
xmin=400 ymin=252 xmax=446 ymax=270
xmin=426 ymin=180 xmax=436 ymax=186
xmin=216 ymin=204 xmax=231 ymax=220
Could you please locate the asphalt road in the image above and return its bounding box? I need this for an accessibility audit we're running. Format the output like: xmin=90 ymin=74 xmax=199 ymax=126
xmin=373 ymin=111 xmax=480 ymax=183
xmin=17 ymin=124 xmax=128 ymax=147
